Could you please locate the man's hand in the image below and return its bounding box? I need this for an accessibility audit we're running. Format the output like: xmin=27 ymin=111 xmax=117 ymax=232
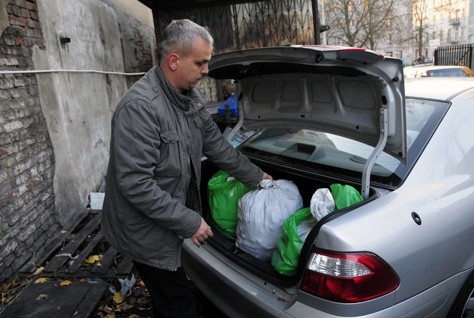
xmin=257 ymin=172 xmax=273 ymax=187
xmin=191 ymin=217 xmax=214 ymax=247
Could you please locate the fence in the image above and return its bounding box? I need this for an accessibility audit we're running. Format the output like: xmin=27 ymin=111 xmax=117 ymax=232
xmin=151 ymin=0 xmax=320 ymax=102
xmin=434 ymin=44 xmax=474 ymax=69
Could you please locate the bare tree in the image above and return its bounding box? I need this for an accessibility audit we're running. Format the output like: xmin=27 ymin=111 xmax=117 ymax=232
xmin=323 ymin=0 xmax=366 ymax=46
xmin=361 ymin=0 xmax=397 ymax=50
xmin=413 ymin=0 xmax=462 ymax=60
xmin=413 ymin=0 xmax=427 ymax=60
xmin=323 ymin=0 xmax=398 ymax=49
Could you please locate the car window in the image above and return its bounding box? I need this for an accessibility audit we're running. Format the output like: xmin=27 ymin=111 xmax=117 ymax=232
xmin=241 ymin=98 xmax=448 ymax=187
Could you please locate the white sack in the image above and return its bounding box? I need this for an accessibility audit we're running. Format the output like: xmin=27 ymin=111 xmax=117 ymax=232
xmin=236 ymin=179 xmax=303 ymax=261
xmin=310 ymin=188 xmax=335 ymax=221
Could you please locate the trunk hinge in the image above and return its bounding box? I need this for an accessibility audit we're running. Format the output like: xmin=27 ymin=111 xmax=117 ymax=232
xmin=361 ymin=107 xmax=388 ymax=199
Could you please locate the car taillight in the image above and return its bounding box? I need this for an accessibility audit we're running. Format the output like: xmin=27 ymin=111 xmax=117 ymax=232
xmin=300 ymin=249 xmax=399 ymax=303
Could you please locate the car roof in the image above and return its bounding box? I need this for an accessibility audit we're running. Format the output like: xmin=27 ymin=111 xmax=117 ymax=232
xmin=405 ymin=78 xmax=474 ymax=100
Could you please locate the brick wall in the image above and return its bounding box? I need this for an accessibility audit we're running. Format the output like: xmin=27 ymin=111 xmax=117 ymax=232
xmin=0 ymin=0 xmax=60 ymax=283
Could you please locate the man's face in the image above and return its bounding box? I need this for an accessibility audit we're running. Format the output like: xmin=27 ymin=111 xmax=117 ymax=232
xmin=175 ymin=37 xmax=212 ymax=92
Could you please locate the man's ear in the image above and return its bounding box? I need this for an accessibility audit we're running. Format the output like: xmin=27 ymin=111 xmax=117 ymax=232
xmin=168 ymin=53 xmax=179 ymax=71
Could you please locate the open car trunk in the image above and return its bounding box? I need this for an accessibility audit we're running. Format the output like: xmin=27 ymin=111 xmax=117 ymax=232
xmin=199 ymin=155 xmax=377 ymax=288
xmin=197 ymin=46 xmax=405 ymax=288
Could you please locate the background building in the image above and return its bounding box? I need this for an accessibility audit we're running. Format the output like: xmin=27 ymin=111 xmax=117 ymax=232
xmin=320 ymin=0 xmax=474 ymax=66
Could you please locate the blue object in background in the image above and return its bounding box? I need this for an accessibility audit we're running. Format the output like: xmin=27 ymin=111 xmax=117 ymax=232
xmin=218 ymin=95 xmax=238 ymax=117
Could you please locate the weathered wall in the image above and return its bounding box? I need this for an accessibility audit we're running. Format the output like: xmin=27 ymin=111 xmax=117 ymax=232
xmin=0 ymin=0 xmax=155 ymax=283
xmin=32 ymin=0 xmax=128 ymax=227
xmin=0 ymin=0 xmax=59 ymax=282
xmin=106 ymin=0 xmax=156 ymax=87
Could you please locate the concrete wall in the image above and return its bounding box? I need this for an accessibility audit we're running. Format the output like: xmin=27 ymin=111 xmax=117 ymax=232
xmin=33 ymin=0 xmax=154 ymax=227
xmin=103 ymin=0 xmax=156 ymax=86
xmin=33 ymin=0 xmax=128 ymax=226
xmin=0 ymin=0 xmax=155 ymax=282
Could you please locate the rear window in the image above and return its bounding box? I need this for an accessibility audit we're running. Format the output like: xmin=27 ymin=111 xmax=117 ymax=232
xmin=240 ymin=97 xmax=449 ymax=188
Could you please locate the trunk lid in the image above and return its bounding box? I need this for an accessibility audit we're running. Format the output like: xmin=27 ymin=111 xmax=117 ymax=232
xmin=209 ymin=46 xmax=406 ymax=163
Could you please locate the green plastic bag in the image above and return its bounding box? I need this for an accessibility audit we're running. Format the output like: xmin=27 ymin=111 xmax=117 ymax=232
xmin=330 ymin=183 xmax=364 ymax=210
xmin=271 ymin=207 xmax=314 ymax=276
xmin=207 ymin=170 xmax=254 ymax=239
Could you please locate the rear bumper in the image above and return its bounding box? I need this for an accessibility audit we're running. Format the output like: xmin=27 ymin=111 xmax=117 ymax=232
xmin=182 ymin=240 xmax=296 ymax=318
xmin=182 ymin=239 xmax=466 ymax=318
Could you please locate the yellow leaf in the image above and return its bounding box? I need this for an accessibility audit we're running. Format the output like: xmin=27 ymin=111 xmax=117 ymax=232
xmin=60 ymin=280 xmax=72 ymax=286
xmin=35 ymin=278 xmax=48 ymax=284
xmin=112 ymin=292 xmax=124 ymax=305
xmin=2 ymin=278 xmax=19 ymax=292
xmin=32 ymin=267 xmax=44 ymax=276
xmin=84 ymin=255 xmax=103 ymax=264
xmin=1 ymin=295 xmax=13 ymax=304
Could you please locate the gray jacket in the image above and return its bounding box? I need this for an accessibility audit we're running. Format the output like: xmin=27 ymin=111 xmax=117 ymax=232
xmin=101 ymin=66 xmax=262 ymax=270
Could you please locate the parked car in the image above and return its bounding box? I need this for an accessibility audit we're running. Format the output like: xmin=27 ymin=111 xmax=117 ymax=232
xmin=404 ymin=64 xmax=474 ymax=78
xmin=182 ymin=46 xmax=474 ymax=317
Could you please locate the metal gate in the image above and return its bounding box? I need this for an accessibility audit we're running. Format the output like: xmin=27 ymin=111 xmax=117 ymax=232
xmin=434 ymin=44 xmax=474 ymax=69
xmin=153 ymin=0 xmax=319 ymax=53
xmin=152 ymin=0 xmax=320 ymax=103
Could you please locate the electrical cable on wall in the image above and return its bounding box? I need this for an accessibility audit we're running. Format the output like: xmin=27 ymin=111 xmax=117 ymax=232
xmin=0 ymin=69 xmax=146 ymax=76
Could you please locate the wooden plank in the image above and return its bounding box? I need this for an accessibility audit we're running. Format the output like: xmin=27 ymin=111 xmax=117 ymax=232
xmin=0 ymin=280 xmax=107 ymax=318
xmin=91 ymin=246 xmax=117 ymax=275
xmin=43 ymin=214 xmax=101 ymax=273
xmin=71 ymin=281 xmax=108 ymax=318
xmin=19 ymin=212 xmax=90 ymax=275
xmin=65 ymin=230 xmax=104 ymax=273
xmin=115 ymin=256 xmax=134 ymax=276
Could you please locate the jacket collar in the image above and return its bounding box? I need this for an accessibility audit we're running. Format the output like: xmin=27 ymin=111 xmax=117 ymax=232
xmin=153 ymin=66 xmax=204 ymax=114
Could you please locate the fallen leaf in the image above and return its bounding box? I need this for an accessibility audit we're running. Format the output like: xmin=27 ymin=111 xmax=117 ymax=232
xmin=34 ymin=278 xmax=48 ymax=284
xmin=1 ymin=278 xmax=19 ymax=292
xmin=112 ymin=292 xmax=124 ymax=305
xmin=85 ymin=255 xmax=103 ymax=264
xmin=102 ymin=304 xmax=114 ymax=314
xmin=60 ymin=280 xmax=72 ymax=286
xmin=128 ymin=314 xmax=140 ymax=318
xmin=36 ymin=294 xmax=48 ymax=300
xmin=32 ymin=267 xmax=44 ymax=276
xmin=1 ymin=295 xmax=13 ymax=304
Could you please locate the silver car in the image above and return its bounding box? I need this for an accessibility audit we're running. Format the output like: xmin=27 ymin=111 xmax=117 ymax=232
xmin=183 ymin=46 xmax=474 ymax=317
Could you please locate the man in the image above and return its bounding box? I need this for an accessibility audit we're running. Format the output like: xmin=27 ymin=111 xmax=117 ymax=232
xmin=101 ymin=19 xmax=271 ymax=317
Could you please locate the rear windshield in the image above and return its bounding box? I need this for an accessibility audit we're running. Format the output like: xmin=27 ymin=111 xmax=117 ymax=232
xmin=240 ymin=97 xmax=449 ymax=188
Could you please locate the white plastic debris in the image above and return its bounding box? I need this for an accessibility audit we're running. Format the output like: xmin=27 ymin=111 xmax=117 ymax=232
xmin=89 ymin=192 xmax=105 ymax=210
xmin=118 ymin=274 xmax=136 ymax=297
